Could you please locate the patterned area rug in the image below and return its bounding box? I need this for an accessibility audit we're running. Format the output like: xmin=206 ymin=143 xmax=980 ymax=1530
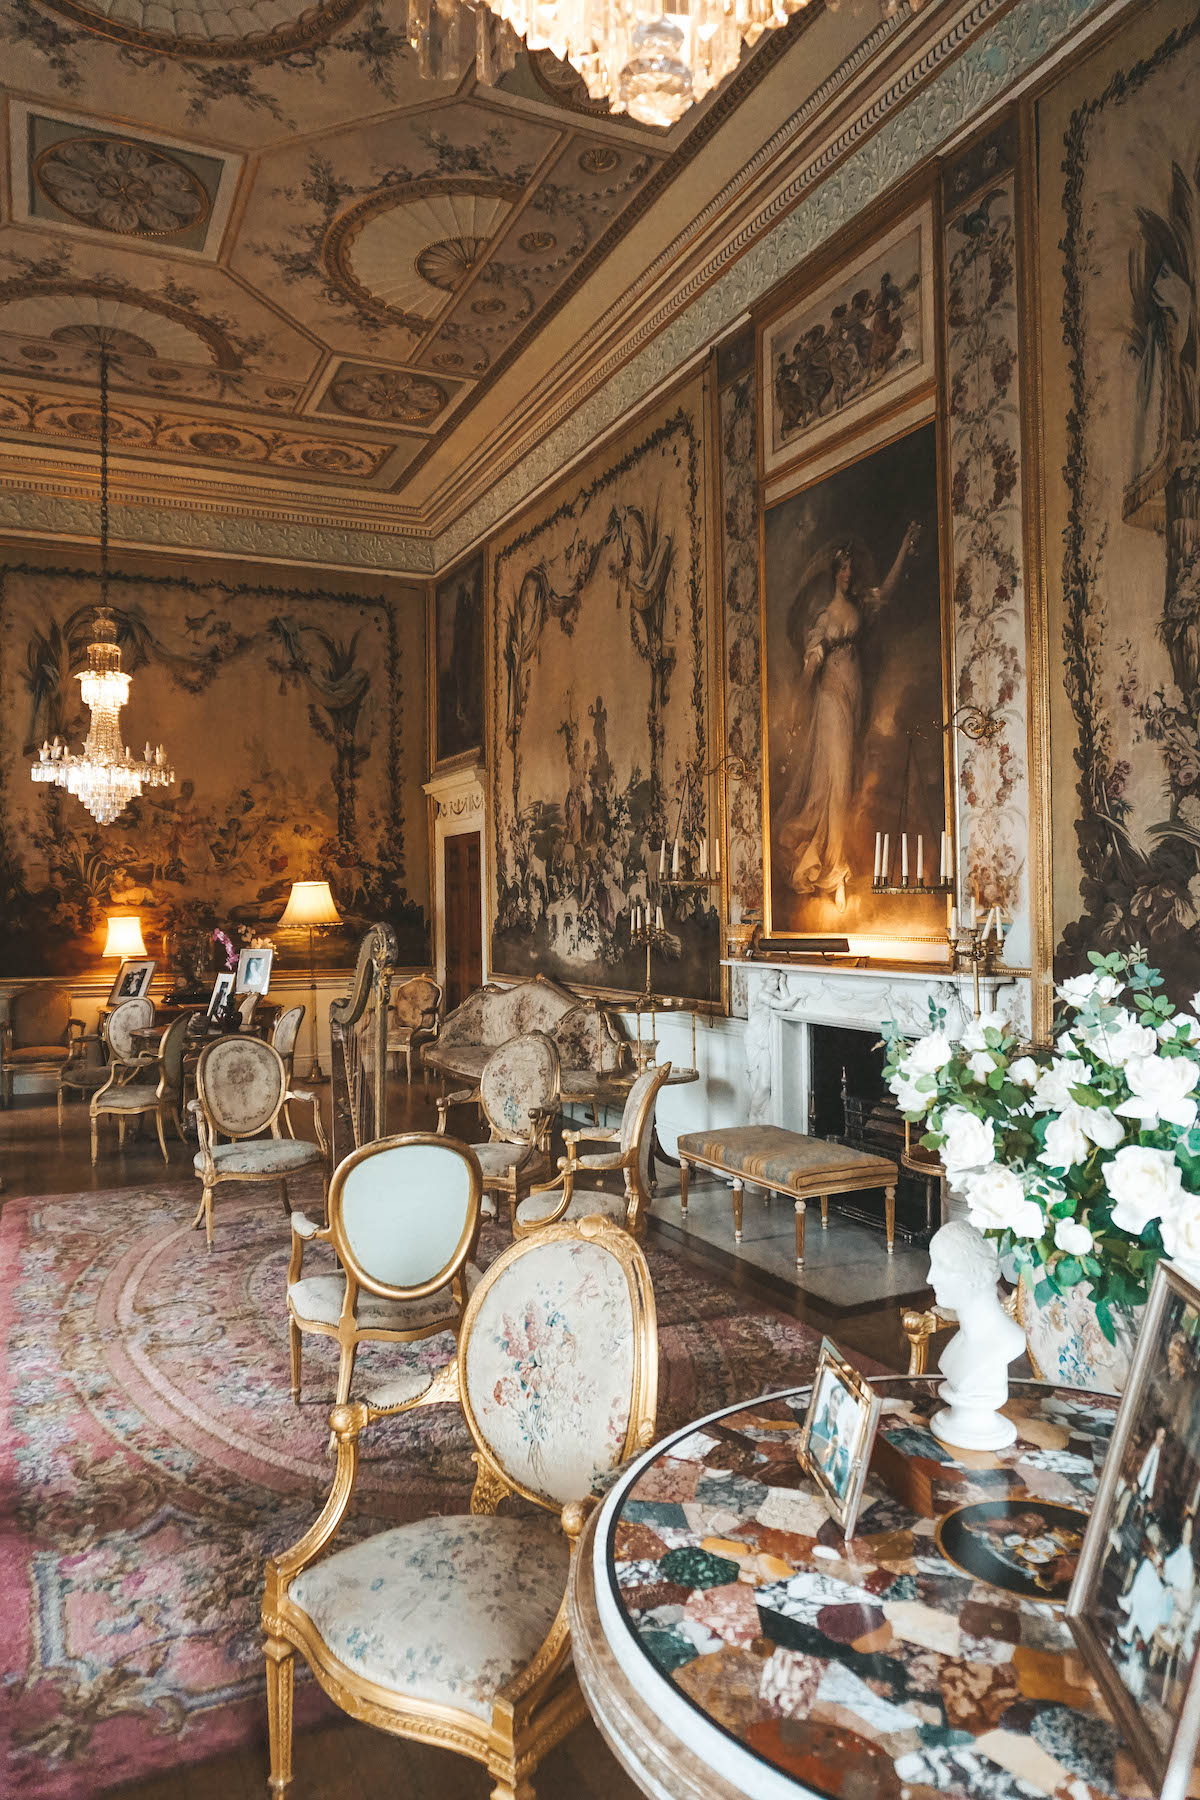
xmin=1 ymin=1180 xmax=846 ymax=1798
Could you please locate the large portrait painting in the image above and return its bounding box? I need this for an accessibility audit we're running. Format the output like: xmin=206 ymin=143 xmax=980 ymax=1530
xmin=762 ymin=204 xmax=936 ymax=481
xmin=0 ymin=556 xmax=429 ymax=977
xmin=489 ymin=379 xmax=717 ymax=1001
xmin=1040 ymin=0 xmax=1200 ymax=1000
xmin=762 ymin=421 xmax=946 ymax=941
xmin=432 ymin=552 xmax=484 ymax=768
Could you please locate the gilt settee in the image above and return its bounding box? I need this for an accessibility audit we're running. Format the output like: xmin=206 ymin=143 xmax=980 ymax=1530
xmin=423 ymin=974 xmax=630 ymax=1101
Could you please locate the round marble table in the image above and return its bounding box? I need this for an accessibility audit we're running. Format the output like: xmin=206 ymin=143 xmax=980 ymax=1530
xmin=569 ymin=1376 xmax=1136 ymax=1800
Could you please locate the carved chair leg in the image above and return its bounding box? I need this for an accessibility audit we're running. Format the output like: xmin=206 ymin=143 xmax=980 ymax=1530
xmin=282 ymin=1103 xmax=295 ymax=1140
xmin=203 ymin=1186 xmax=215 ymax=1250
xmin=117 ymin=1117 xmax=126 ymax=1151
xmin=173 ymin=1107 xmax=187 ymax=1144
xmin=334 ymin=1341 xmax=358 ymax=1408
xmin=885 ymin=1184 xmax=896 ymax=1255
xmin=820 ymin=1194 xmax=829 ymax=1229
xmin=155 ymin=1109 xmax=169 ymax=1164
xmin=795 ymin=1198 xmax=806 ymax=1271
xmin=57 ymin=1087 xmax=64 ymax=1130
xmin=279 ymin=1178 xmax=289 ymax=1217
xmin=265 ymin=1635 xmax=295 ymax=1798
xmin=90 ymin=1117 xmax=99 ymax=1166
xmin=489 ymin=1777 xmax=535 ymax=1800
xmin=289 ymin=1316 xmax=302 ymax=1403
xmin=679 ymin=1156 xmax=689 ymax=1222
xmin=732 ymin=1178 xmax=744 ymax=1242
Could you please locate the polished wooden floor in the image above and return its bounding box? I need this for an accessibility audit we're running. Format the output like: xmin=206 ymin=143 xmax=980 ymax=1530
xmin=1 ymin=1078 xmax=921 ymax=1799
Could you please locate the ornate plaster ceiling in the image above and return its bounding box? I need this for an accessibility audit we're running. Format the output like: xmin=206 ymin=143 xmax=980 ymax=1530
xmin=0 ymin=0 xmax=934 ymax=541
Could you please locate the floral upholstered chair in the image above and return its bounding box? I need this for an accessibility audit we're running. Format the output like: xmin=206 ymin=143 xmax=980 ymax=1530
xmin=90 ymin=1012 xmax=189 ymax=1166
xmin=262 ymin=1214 xmax=659 ymax=1800
xmin=436 ymin=1030 xmax=561 ymax=1223
xmin=2 ymin=985 xmax=86 ymax=1107
xmin=385 ymin=975 xmax=442 ymax=1083
xmin=190 ymin=1036 xmax=329 ymax=1249
xmin=286 ymin=1131 xmax=483 ymax=1410
xmin=57 ymin=995 xmax=154 ymax=1127
xmin=514 ymin=1061 xmax=672 ymax=1240
xmin=270 ymin=1005 xmax=305 ymax=1136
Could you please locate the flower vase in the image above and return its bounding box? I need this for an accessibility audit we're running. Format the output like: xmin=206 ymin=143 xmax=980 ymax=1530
xmin=1015 ymin=1268 xmax=1143 ymax=1396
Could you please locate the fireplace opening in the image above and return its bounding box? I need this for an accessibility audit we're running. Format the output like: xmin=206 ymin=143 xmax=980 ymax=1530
xmin=808 ymin=1023 xmax=937 ymax=1244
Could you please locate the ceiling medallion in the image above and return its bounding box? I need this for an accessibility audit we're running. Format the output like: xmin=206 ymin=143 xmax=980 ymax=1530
xmin=518 ymin=230 xmax=557 ymax=253
xmin=329 ymin=365 xmax=448 ymax=425
xmin=414 ymin=236 xmax=489 ymax=291
xmin=29 ymin=0 xmax=368 ymax=60
xmin=34 ymin=137 xmax=210 ymax=239
xmin=578 ymin=145 xmax=620 ymax=174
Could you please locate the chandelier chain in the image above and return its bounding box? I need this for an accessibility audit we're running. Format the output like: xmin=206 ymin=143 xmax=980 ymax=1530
xmin=99 ymin=344 xmax=109 ymax=613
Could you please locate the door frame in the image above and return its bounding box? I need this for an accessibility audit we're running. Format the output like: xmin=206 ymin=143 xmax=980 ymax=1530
xmin=423 ymin=763 xmax=489 ymax=1000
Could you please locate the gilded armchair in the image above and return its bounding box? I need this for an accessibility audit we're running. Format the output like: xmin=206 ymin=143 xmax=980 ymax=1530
xmin=191 ymin=1036 xmax=329 ymax=1249
xmin=385 ymin=975 xmax=442 ymax=1083
xmin=514 ymin=1060 xmax=672 ymax=1239
xmin=58 ymin=995 xmax=154 ymax=1127
xmin=90 ymin=1012 xmax=189 ymax=1166
xmin=2 ymin=984 xmax=85 ymax=1107
xmin=263 ymin=1214 xmax=659 ymax=1800
xmin=286 ymin=1131 xmax=484 ymax=1409
xmin=436 ymin=1031 xmax=561 ymax=1223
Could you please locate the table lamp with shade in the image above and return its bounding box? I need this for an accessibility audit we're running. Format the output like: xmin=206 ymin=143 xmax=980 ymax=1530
xmin=277 ymin=880 xmax=341 ymax=1079
xmin=103 ymin=914 xmax=146 ymax=960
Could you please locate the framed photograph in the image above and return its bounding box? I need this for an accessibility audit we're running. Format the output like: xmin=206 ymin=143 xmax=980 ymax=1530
xmin=206 ymin=971 xmax=235 ymax=1021
xmin=235 ymin=946 xmax=273 ymax=995
xmin=760 ymin=420 xmax=947 ymax=945
xmin=107 ymin=958 xmax=156 ymax=1004
xmin=761 ymin=202 xmax=935 ymax=481
xmin=1067 ymin=1262 xmax=1200 ymax=1800
xmin=432 ymin=552 xmax=484 ymax=769
xmin=797 ymin=1336 xmax=882 ymax=1539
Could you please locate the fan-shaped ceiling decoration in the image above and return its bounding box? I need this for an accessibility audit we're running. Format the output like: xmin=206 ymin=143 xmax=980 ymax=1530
xmin=0 ymin=291 xmax=226 ymax=367
xmin=32 ymin=0 xmax=367 ymax=59
xmin=327 ymin=181 xmax=521 ymax=327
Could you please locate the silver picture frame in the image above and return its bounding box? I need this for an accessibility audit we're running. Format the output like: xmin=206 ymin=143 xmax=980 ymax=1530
xmin=797 ymin=1335 xmax=882 ymax=1540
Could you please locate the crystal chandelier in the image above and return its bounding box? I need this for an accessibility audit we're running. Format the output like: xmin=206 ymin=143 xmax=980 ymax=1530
xmin=31 ymin=346 xmax=175 ymax=827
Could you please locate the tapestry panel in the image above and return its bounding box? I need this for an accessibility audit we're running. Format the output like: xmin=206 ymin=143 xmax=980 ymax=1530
xmin=489 ymin=377 xmax=716 ymax=1002
xmin=718 ymin=352 xmax=764 ymax=938
xmin=1039 ymin=0 xmax=1200 ymax=997
xmin=0 ymin=554 xmax=429 ymax=977
xmin=941 ymin=123 xmax=1032 ymax=965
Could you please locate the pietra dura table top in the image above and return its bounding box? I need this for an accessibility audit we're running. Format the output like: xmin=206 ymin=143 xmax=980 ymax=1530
xmin=568 ymin=1377 xmax=1139 ymax=1800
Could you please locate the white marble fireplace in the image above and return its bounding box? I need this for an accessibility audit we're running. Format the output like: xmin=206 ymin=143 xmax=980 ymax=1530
xmin=730 ymin=959 xmax=1033 ymax=1130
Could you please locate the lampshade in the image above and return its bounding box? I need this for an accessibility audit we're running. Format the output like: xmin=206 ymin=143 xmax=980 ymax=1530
xmin=103 ymin=913 xmax=146 ymax=958
xmin=277 ymin=880 xmax=341 ymax=929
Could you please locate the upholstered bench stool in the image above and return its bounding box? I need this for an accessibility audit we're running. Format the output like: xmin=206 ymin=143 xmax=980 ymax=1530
xmin=676 ymin=1126 xmax=899 ymax=1269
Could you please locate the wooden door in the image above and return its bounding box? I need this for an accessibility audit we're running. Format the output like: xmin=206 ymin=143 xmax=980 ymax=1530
xmin=443 ymin=831 xmax=482 ymax=1012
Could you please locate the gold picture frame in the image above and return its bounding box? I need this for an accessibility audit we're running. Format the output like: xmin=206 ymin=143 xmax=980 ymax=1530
xmin=797 ymin=1336 xmax=882 ymax=1540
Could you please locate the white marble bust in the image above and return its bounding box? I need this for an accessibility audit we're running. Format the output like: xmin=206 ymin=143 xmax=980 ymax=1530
xmin=928 ymin=1221 xmax=1026 ymax=1451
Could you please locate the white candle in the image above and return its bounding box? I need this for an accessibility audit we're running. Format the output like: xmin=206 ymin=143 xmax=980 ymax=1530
xmin=659 ymin=841 xmax=666 ymax=877
xmin=873 ymin=832 xmax=882 ymax=882
xmin=632 ymin=904 xmax=641 ymax=934
xmin=713 ymin=836 xmax=720 ymax=877
xmin=671 ymin=838 xmax=680 ymax=878
xmin=881 ymin=833 xmax=890 ymax=881
xmin=916 ymin=835 xmax=924 ymax=884
xmin=655 ymin=904 xmax=664 ymax=932
xmin=949 ymin=903 xmax=958 ymax=938
xmin=939 ymin=831 xmax=948 ymax=882
xmin=699 ymin=837 xmax=708 ymax=877
xmin=901 ymin=834 xmax=909 ymax=882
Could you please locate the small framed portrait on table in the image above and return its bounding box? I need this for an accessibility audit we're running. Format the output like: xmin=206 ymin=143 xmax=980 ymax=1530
xmin=235 ymin=947 xmax=273 ymax=996
xmin=1068 ymin=1261 xmax=1200 ymax=1800
xmin=108 ymin=958 xmax=156 ymax=1004
xmin=798 ymin=1336 xmax=882 ymax=1540
xmin=206 ymin=971 xmax=235 ymax=1021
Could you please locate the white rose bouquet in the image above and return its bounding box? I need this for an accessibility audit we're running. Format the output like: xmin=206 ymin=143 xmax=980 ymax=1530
xmin=882 ymin=948 xmax=1200 ymax=1341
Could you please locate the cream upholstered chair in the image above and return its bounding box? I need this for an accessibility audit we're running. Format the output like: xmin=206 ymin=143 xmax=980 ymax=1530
xmin=191 ymin=1036 xmax=329 ymax=1250
xmin=57 ymin=995 xmax=155 ymax=1127
xmin=436 ymin=1030 xmax=560 ymax=1223
xmin=286 ymin=1131 xmax=483 ymax=1409
xmin=271 ymin=1005 xmax=305 ymax=1137
xmin=386 ymin=975 xmax=442 ymax=1082
xmin=263 ymin=1214 xmax=659 ymax=1800
xmin=90 ymin=1012 xmax=189 ymax=1166
xmin=514 ymin=1060 xmax=672 ymax=1239
xmin=2 ymin=985 xmax=86 ymax=1107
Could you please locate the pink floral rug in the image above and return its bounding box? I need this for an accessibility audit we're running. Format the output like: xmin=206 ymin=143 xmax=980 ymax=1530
xmin=1 ymin=1179 xmax=840 ymax=1797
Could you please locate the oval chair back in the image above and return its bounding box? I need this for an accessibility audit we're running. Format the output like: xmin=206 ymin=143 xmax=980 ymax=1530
xmin=328 ymin=1133 xmax=483 ymax=1300
xmin=392 ymin=975 xmax=441 ymax=1030
xmin=459 ymin=1216 xmax=658 ymax=1511
xmin=105 ymin=997 xmax=155 ymax=1062
xmin=237 ymin=992 xmax=260 ymax=1029
xmin=479 ymin=1030 xmax=561 ymax=1145
xmin=159 ymin=1012 xmax=190 ymax=1102
xmin=272 ymin=1005 xmax=305 ymax=1064
xmin=197 ymin=1035 xmax=287 ymax=1140
xmin=621 ymin=1060 xmax=673 ymax=1215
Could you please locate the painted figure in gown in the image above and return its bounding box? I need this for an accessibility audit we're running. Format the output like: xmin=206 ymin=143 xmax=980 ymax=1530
xmin=776 ymin=521 xmax=920 ymax=912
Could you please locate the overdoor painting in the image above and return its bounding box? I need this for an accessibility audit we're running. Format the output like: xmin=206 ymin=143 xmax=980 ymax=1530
xmin=489 ymin=379 xmax=716 ymax=1001
xmin=1040 ymin=0 xmax=1200 ymax=997
xmin=433 ymin=552 xmax=484 ymax=767
xmin=0 ymin=556 xmax=428 ymax=975
xmin=762 ymin=422 xmax=946 ymax=941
